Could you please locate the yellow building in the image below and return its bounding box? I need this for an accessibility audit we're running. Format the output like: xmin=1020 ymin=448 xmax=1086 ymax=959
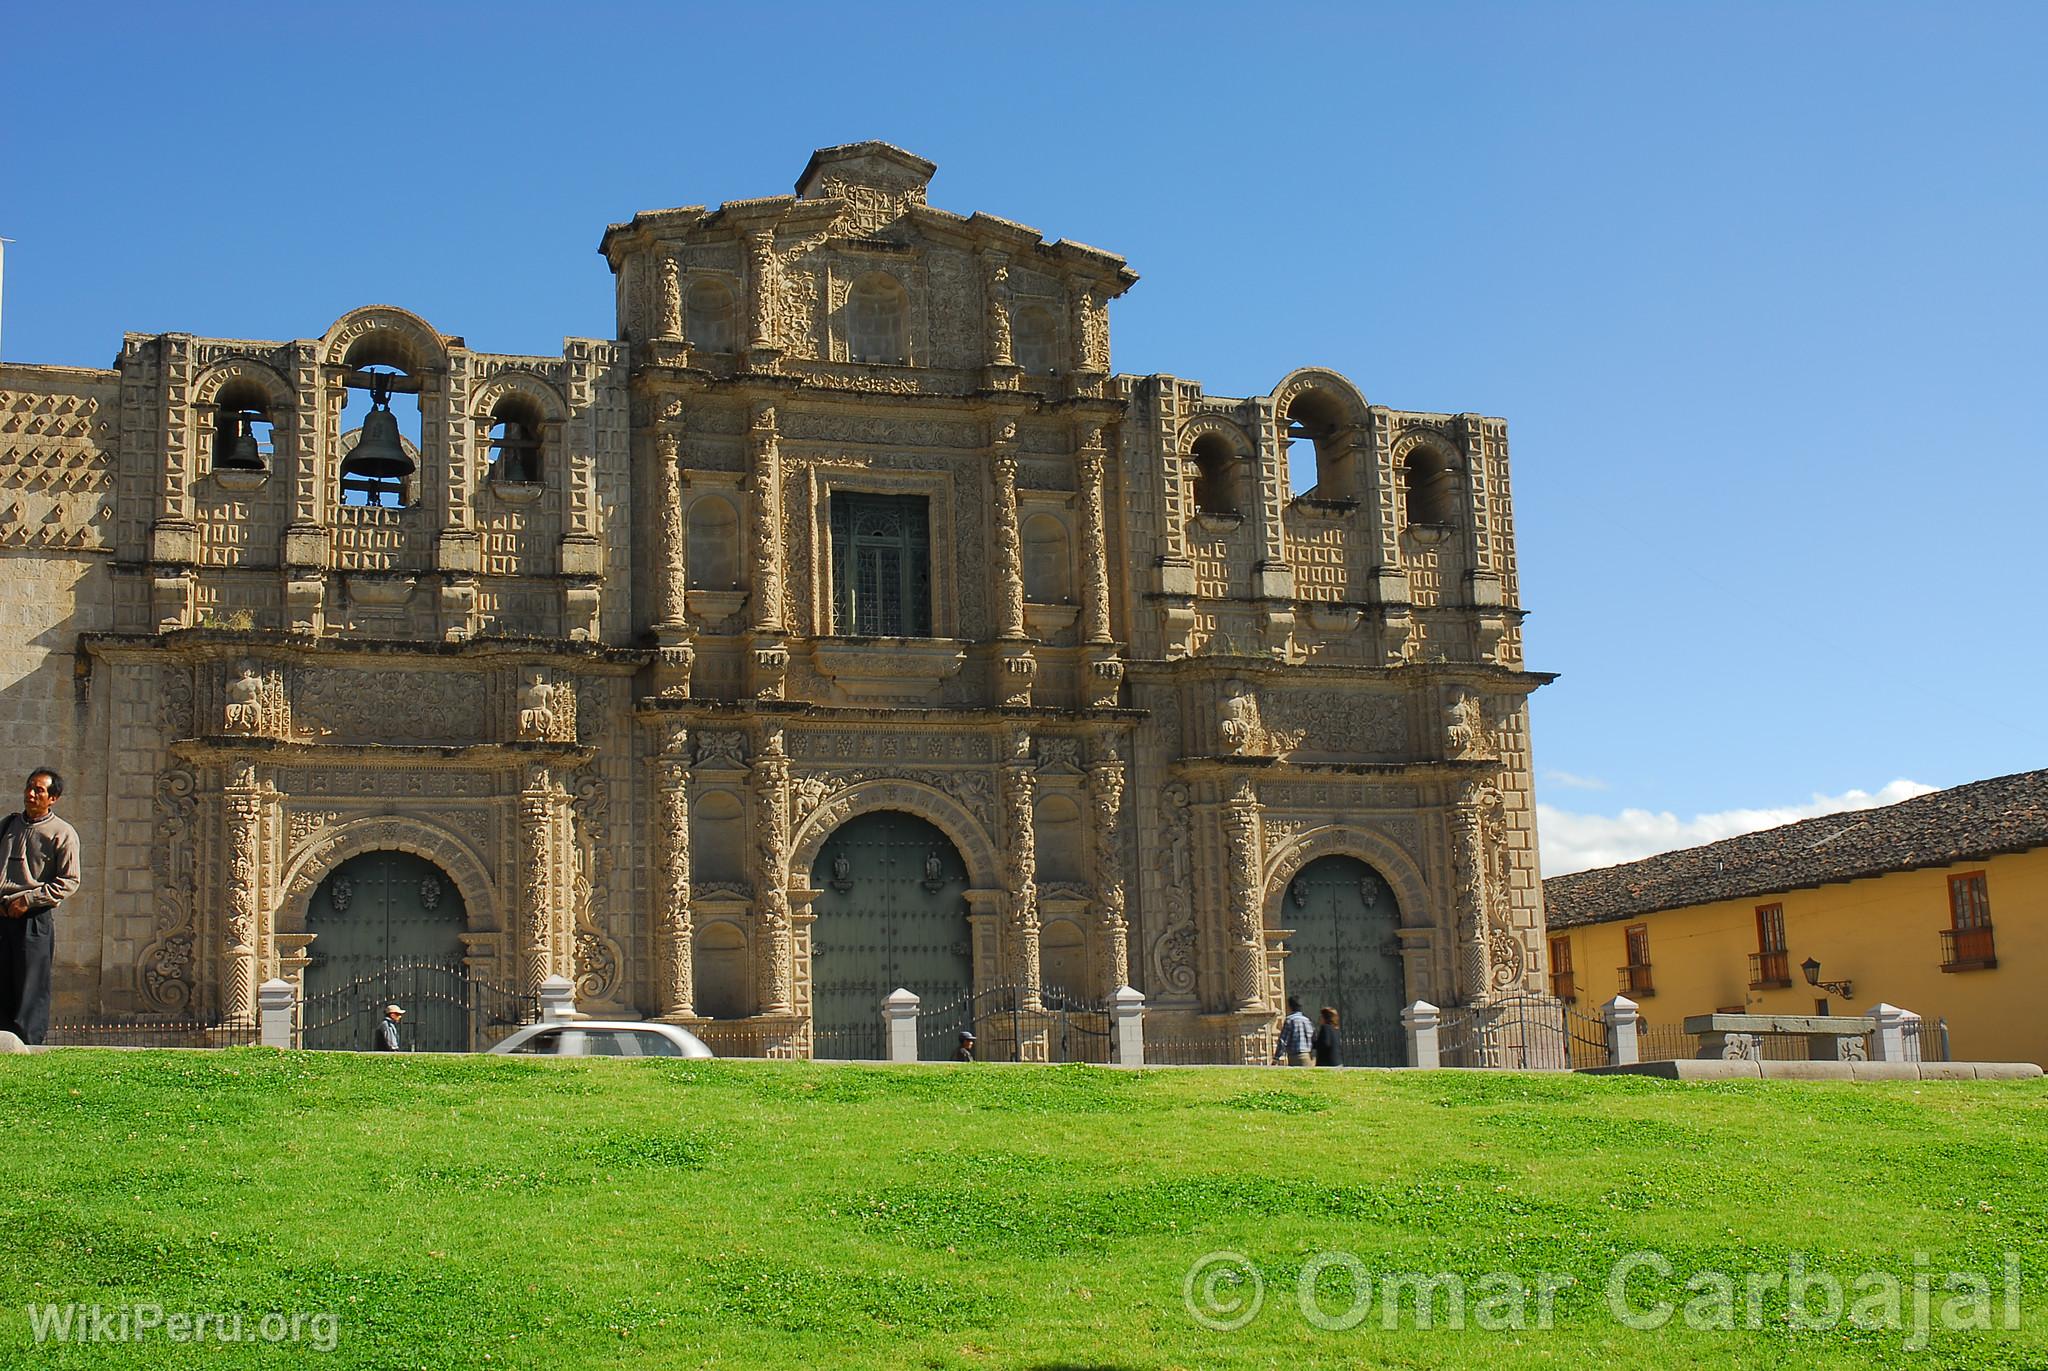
xmin=1543 ymin=770 xmax=2048 ymax=1066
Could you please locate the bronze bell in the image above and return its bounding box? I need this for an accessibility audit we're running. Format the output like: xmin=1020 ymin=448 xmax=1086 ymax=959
xmin=214 ymin=407 xmax=265 ymax=470
xmin=340 ymin=374 xmax=414 ymax=482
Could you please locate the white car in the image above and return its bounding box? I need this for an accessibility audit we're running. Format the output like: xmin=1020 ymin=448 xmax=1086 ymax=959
xmin=488 ymin=1021 xmax=714 ymax=1059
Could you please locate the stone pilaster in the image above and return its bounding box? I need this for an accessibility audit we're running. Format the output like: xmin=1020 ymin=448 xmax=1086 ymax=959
xmin=652 ymin=725 xmax=693 ymax=1019
xmin=221 ymin=763 xmax=262 ymax=1027
xmin=746 ymin=403 xmax=787 ymax=700
xmin=991 ymin=421 xmax=1025 ymax=640
xmin=1224 ymin=775 xmax=1265 ymax=1012
xmin=658 ymin=255 xmax=683 ymax=341
xmin=751 ymin=725 xmax=793 ymax=1013
xmin=520 ymin=763 xmax=557 ymax=995
xmin=1001 ymin=728 xmax=1041 ymax=1008
xmin=1088 ymin=742 xmax=1129 ymax=995
xmin=983 ymin=251 xmax=1013 ymax=367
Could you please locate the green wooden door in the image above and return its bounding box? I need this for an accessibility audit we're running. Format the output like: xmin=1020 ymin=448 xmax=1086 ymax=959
xmin=809 ymin=812 xmax=971 ymax=1059
xmin=304 ymin=852 xmax=467 ymax=1051
xmin=1281 ymin=856 xmax=1405 ymax=1065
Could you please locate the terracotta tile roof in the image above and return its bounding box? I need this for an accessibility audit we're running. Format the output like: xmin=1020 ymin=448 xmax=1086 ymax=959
xmin=1544 ymin=769 xmax=2048 ymax=929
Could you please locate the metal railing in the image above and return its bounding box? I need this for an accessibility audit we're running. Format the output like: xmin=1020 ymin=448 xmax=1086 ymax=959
xmin=44 ymin=1021 xmax=261 ymax=1049
xmin=1940 ymin=925 xmax=1997 ymax=971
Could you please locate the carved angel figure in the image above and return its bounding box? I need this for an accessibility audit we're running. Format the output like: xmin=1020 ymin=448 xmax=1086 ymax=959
xmin=1219 ymin=684 xmax=1265 ymax=756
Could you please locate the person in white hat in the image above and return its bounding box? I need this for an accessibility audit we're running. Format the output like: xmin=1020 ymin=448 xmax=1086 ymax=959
xmin=375 ymin=1004 xmax=406 ymax=1052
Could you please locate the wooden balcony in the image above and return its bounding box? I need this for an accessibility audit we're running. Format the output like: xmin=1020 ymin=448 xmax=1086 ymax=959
xmin=1940 ymin=924 xmax=1998 ymax=972
xmin=1617 ymin=963 xmax=1655 ymax=997
xmin=1749 ymin=949 xmax=1792 ymax=989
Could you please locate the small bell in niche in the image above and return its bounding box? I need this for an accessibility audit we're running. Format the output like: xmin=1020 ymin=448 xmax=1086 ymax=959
xmin=213 ymin=406 xmax=265 ymax=470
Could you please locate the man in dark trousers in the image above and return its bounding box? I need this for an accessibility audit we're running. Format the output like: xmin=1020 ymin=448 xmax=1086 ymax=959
xmin=0 ymin=769 xmax=82 ymax=1046
xmin=375 ymin=1004 xmax=406 ymax=1051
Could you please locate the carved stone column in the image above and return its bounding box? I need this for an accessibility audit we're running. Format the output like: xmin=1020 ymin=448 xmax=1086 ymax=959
xmin=982 ymin=251 xmax=1016 ymax=386
xmin=1087 ymin=742 xmax=1129 ymax=994
xmin=1224 ymin=775 xmax=1266 ymax=1012
xmin=652 ymin=725 xmax=694 ymax=1018
xmin=1076 ymin=430 xmax=1113 ymax=645
xmin=1451 ymin=780 xmax=1495 ymax=1005
xmin=746 ymin=403 xmax=788 ymax=700
xmin=751 ymin=725 xmax=793 ymax=1013
xmin=1001 ymin=729 xmax=1041 ymax=1008
xmin=221 ymin=763 xmax=263 ymax=1027
xmin=651 ymin=419 xmax=693 ymax=697
xmin=744 ymin=230 xmax=778 ymax=360
xmin=520 ymin=763 xmax=557 ymax=995
xmin=991 ymin=421 xmax=1035 ymax=705
xmin=991 ymin=423 xmax=1025 ymax=640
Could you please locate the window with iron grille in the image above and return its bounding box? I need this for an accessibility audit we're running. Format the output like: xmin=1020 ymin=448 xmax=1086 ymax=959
xmin=1750 ymin=903 xmax=1791 ymax=988
xmin=1547 ymin=934 xmax=1575 ymax=1002
xmin=1942 ymin=871 xmax=1997 ymax=970
xmin=830 ymin=492 xmax=932 ymax=637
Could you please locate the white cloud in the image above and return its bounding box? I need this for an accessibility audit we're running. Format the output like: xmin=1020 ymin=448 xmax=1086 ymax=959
xmin=1537 ymin=778 xmax=1939 ymax=878
xmin=1541 ymin=769 xmax=1609 ymax=791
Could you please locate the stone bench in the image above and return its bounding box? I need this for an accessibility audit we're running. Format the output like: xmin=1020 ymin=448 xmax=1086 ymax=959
xmin=1683 ymin=1013 xmax=1871 ymax=1062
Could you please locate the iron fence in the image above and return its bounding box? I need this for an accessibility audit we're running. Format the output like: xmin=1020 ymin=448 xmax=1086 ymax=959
xmin=915 ymin=983 xmax=1111 ymax=1063
xmin=1439 ymin=993 xmax=1572 ymax=1069
xmin=301 ymin=960 xmax=538 ymax=1052
xmin=811 ymin=1019 xmax=885 ymax=1061
xmin=43 ymin=1021 xmax=261 ymax=1049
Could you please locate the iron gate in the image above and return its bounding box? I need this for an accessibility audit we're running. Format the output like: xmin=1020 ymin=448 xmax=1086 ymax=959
xmin=918 ymin=983 xmax=1111 ymax=1063
xmin=1278 ymin=856 xmax=1406 ymax=1061
xmin=1439 ymin=992 xmax=1572 ymax=1069
xmin=301 ymin=959 xmax=538 ymax=1052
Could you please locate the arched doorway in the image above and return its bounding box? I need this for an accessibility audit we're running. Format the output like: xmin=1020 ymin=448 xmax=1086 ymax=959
xmin=809 ymin=811 xmax=971 ymax=1059
xmin=1279 ymin=855 xmax=1405 ymax=1066
xmin=303 ymin=851 xmax=467 ymax=1051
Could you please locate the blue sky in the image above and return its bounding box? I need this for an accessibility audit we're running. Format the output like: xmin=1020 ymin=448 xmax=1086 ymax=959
xmin=4 ymin=2 xmax=2042 ymax=872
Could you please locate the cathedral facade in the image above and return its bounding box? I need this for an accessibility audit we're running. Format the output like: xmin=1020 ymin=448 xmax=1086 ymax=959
xmin=0 ymin=143 xmax=1551 ymax=1060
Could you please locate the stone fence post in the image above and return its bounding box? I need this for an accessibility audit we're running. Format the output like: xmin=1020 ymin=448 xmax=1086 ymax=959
xmin=538 ymin=975 xmax=579 ymax=1025
xmin=1867 ymin=1003 xmax=1919 ymax=1063
xmin=1110 ymin=985 xmax=1145 ymax=1066
xmin=884 ymin=988 xmax=921 ymax=1063
xmin=258 ymin=978 xmax=296 ymax=1050
xmin=1602 ymin=995 xmax=1640 ymax=1067
xmin=1402 ymin=1000 xmax=1441 ymax=1069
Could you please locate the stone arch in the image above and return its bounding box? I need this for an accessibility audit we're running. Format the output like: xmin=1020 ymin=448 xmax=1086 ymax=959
xmin=788 ymin=778 xmax=999 ymax=893
xmin=276 ymin=814 xmax=499 ymax=937
xmin=193 ymin=357 xmax=295 ymax=411
xmin=471 ymin=370 xmax=568 ymax=424
xmin=1393 ymin=428 xmax=1465 ymax=529
xmin=1268 ymin=367 xmax=1368 ymax=427
xmin=1177 ymin=414 xmax=1254 ymax=459
xmin=1260 ymin=825 xmax=1433 ymax=931
xmin=320 ymin=304 xmax=450 ymax=371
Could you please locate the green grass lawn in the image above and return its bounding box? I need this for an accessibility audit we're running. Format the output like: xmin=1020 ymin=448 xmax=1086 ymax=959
xmin=2 ymin=1052 xmax=2042 ymax=1369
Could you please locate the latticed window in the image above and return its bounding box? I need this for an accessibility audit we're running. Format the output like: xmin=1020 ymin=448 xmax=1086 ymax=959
xmin=830 ymin=492 xmax=932 ymax=636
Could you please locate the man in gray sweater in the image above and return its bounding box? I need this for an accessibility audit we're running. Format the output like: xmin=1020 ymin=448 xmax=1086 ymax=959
xmin=0 ymin=768 xmax=82 ymax=1045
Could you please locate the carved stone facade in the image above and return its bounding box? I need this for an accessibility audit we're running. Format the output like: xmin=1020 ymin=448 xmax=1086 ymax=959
xmin=2 ymin=143 xmax=1551 ymax=1054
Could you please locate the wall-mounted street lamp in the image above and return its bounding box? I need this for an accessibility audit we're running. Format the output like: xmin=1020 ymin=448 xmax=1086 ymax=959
xmin=1801 ymin=957 xmax=1854 ymax=1000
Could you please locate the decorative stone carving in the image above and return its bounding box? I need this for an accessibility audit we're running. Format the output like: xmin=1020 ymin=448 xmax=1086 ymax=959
xmin=1218 ymin=681 xmax=1302 ymax=757
xmin=569 ymin=766 xmax=623 ymax=1004
xmin=295 ymin=669 xmax=485 ymax=745
xmin=1150 ymin=780 xmax=1198 ymax=998
xmin=696 ymin=731 xmax=747 ymax=770
xmin=140 ymin=767 xmax=199 ymax=1013
xmin=1444 ymin=689 xmax=1493 ymax=761
xmin=159 ymin=666 xmax=195 ymax=738
xmin=520 ymin=766 xmax=556 ymax=994
xmin=658 ymin=257 xmax=683 ymax=341
xmin=221 ymin=771 xmax=263 ymax=1026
